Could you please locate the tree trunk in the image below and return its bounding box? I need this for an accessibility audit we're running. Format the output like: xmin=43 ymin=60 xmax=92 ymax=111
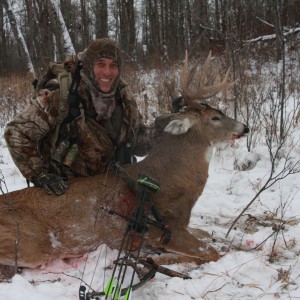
xmin=272 ymin=0 xmax=284 ymax=61
xmin=80 ymin=0 xmax=89 ymax=48
xmin=272 ymin=0 xmax=286 ymax=141
xmin=177 ymin=0 xmax=185 ymax=54
xmin=2 ymin=0 xmax=35 ymax=77
xmin=48 ymin=0 xmax=75 ymax=58
xmin=0 ymin=0 xmax=8 ymax=74
xmin=168 ymin=0 xmax=177 ymax=59
xmin=95 ymin=0 xmax=108 ymax=38
xmin=148 ymin=0 xmax=160 ymax=58
xmin=117 ymin=0 xmax=136 ymax=58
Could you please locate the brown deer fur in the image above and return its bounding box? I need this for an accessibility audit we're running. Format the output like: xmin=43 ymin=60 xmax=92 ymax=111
xmin=0 ymin=104 xmax=248 ymax=268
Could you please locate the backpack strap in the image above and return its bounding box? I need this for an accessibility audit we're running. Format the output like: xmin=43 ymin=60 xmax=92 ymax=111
xmin=57 ymin=65 xmax=73 ymax=122
xmin=51 ymin=62 xmax=82 ymax=150
xmin=64 ymin=61 xmax=83 ymax=123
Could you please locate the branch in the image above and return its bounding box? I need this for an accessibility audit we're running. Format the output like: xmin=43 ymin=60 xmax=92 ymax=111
xmin=244 ymin=26 xmax=300 ymax=44
xmin=226 ymin=158 xmax=300 ymax=238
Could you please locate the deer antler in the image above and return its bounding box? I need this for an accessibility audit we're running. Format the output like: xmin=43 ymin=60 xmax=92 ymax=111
xmin=164 ymin=75 xmax=178 ymax=100
xmin=164 ymin=71 xmax=185 ymax=113
xmin=180 ymin=50 xmax=235 ymax=106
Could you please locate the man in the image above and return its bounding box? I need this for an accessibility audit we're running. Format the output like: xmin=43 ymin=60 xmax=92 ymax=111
xmin=4 ymin=38 xmax=144 ymax=196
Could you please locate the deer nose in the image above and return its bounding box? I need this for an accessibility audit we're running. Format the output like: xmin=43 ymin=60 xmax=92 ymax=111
xmin=244 ymin=126 xmax=250 ymax=134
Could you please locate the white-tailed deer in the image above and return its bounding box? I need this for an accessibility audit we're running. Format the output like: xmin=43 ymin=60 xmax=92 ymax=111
xmin=0 ymin=51 xmax=248 ymax=269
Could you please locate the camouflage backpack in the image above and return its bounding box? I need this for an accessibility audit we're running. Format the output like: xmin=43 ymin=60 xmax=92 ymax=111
xmin=32 ymin=61 xmax=82 ymax=149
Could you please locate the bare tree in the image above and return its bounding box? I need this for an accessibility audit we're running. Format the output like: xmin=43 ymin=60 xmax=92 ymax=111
xmin=117 ymin=0 xmax=136 ymax=58
xmin=80 ymin=0 xmax=90 ymax=48
xmin=94 ymin=0 xmax=108 ymax=38
xmin=147 ymin=0 xmax=160 ymax=57
xmin=2 ymin=0 xmax=35 ymax=77
xmin=48 ymin=0 xmax=75 ymax=58
xmin=0 ymin=0 xmax=8 ymax=74
xmin=272 ymin=0 xmax=286 ymax=141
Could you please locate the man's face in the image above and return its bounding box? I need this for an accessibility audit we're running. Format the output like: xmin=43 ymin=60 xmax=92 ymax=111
xmin=93 ymin=57 xmax=119 ymax=93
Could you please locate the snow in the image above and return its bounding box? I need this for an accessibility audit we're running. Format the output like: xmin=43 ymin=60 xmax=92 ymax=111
xmin=1 ymin=122 xmax=300 ymax=299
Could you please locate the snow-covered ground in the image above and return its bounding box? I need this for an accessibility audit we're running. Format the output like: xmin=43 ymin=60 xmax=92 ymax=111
xmin=1 ymin=121 xmax=300 ymax=299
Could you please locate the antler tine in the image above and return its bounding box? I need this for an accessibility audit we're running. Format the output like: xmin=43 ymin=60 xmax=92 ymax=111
xmin=198 ymin=50 xmax=212 ymax=87
xmin=179 ymin=50 xmax=235 ymax=105
xmin=179 ymin=51 xmax=199 ymax=98
xmin=179 ymin=50 xmax=189 ymax=90
xmin=164 ymin=74 xmax=178 ymax=100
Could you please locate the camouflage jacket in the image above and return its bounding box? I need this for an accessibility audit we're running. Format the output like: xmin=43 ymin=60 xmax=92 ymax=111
xmin=4 ymin=78 xmax=142 ymax=181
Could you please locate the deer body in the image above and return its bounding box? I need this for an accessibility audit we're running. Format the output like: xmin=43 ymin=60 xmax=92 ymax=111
xmin=126 ymin=106 xmax=248 ymax=257
xmin=0 ymin=176 xmax=127 ymax=267
xmin=0 ymin=51 xmax=249 ymax=268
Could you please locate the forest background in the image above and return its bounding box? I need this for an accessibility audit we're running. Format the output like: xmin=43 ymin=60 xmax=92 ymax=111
xmin=1 ymin=0 xmax=299 ymax=74
xmin=1 ymin=0 xmax=300 ymax=130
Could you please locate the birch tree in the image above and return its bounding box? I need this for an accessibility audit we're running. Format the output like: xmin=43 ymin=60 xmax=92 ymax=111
xmin=3 ymin=0 xmax=35 ymax=77
xmin=48 ymin=0 xmax=75 ymax=56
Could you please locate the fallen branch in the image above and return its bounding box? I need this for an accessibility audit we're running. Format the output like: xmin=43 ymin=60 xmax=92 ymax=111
xmin=244 ymin=26 xmax=300 ymax=44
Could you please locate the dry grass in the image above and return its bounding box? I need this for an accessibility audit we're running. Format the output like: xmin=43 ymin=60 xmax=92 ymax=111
xmin=0 ymin=73 xmax=33 ymax=130
xmin=0 ymin=73 xmax=33 ymax=103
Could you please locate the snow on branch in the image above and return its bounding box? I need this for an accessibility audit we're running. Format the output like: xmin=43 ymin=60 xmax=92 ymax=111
xmin=244 ymin=26 xmax=300 ymax=44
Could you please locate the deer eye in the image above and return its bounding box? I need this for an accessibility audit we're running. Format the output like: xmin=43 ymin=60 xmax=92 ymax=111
xmin=212 ymin=116 xmax=221 ymax=121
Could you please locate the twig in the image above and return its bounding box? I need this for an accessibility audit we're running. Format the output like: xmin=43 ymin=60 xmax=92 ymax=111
xmin=42 ymin=271 xmax=95 ymax=291
xmin=226 ymin=158 xmax=300 ymax=238
xmin=226 ymin=179 xmax=269 ymax=237
xmin=202 ymin=283 xmax=228 ymax=298
xmin=253 ymin=231 xmax=276 ymax=250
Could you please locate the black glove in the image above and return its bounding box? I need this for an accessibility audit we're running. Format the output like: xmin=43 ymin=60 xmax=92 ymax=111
xmin=32 ymin=173 xmax=68 ymax=196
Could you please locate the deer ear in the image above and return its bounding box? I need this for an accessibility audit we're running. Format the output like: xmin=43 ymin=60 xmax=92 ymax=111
xmin=164 ymin=118 xmax=193 ymax=135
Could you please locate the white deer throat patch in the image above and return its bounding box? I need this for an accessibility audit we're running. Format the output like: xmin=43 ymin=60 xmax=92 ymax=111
xmin=205 ymin=147 xmax=213 ymax=163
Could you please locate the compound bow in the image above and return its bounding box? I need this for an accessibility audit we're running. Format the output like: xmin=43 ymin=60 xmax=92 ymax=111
xmin=79 ymin=163 xmax=189 ymax=300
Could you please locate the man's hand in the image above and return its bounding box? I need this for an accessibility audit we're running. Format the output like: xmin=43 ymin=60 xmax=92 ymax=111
xmin=32 ymin=173 xmax=68 ymax=195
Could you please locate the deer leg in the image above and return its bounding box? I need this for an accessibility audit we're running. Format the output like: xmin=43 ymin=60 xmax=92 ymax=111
xmin=165 ymin=226 xmax=219 ymax=261
xmin=151 ymin=252 xmax=215 ymax=266
xmin=147 ymin=222 xmax=219 ymax=263
xmin=148 ymin=194 xmax=219 ymax=262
